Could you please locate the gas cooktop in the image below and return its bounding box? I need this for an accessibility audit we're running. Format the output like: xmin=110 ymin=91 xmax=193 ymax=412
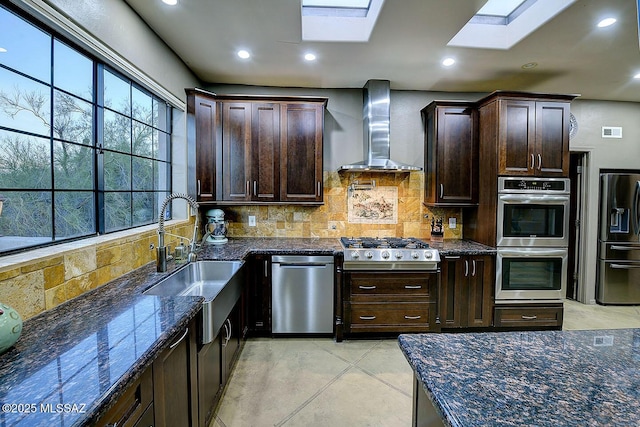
xmin=340 ymin=237 xmax=430 ymax=249
xmin=340 ymin=237 xmax=439 ymax=271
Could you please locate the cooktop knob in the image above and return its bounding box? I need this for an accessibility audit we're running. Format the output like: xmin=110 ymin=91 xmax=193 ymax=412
xmin=381 ymin=250 xmax=390 ymax=259
xmin=411 ymin=251 xmax=419 ymax=259
xmin=424 ymin=251 xmax=433 ymax=259
xmin=395 ymin=252 xmax=403 ymax=259
xmin=351 ymin=251 xmax=360 ymax=259
xmin=365 ymin=251 xmax=374 ymax=259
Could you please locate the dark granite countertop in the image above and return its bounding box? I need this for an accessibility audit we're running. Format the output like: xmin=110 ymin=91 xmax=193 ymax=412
xmin=0 ymin=262 xmax=201 ymax=426
xmin=399 ymin=329 xmax=640 ymax=426
xmin=0 ymin=237 xmax=492 ymax=426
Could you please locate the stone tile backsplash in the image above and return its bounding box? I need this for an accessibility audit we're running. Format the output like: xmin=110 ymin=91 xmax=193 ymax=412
xmin=224 ymin=171 xmax=462 ymax=240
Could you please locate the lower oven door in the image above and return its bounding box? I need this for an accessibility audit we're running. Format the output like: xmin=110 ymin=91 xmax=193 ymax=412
xmin=496 ymin=247 xmax=568 ymax=302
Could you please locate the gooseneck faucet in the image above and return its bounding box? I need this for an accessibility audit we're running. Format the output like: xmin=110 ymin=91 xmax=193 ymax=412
xmin=157 ymin=193 xmax=199 ymax=272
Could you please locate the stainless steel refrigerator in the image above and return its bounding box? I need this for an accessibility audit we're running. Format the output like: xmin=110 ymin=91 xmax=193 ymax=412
xmin=597 ymin=171 xmax=640 ymax=304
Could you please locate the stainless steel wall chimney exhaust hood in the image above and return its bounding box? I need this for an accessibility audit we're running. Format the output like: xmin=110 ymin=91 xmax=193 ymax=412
xmin=339 ymin=79 xmax=421 ymax=172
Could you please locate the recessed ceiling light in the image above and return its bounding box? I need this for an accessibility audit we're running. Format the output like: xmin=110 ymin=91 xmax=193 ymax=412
xmin=442 ymin=57 xmax=455 ymax=67
xmin=597 ymin=17 xmax=616 ymax=28
xmin=521 ymin=62 xmax=538 ymax=69
xmin=162 ymin=0 xmax=178 ymax=5
xmin=237 ymin=50 xmax=250 ymax=59
xmin=304 ymin=53 xmax=316 ymax=61
xmin=0 ymin=47 xmax=7 ymax=53
xmin=633 ymin=72 xmax=640 ymax=79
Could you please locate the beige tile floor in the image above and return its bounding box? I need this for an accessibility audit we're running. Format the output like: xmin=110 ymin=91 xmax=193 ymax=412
xmin=211 ymin=299 xmax=640 ymax=427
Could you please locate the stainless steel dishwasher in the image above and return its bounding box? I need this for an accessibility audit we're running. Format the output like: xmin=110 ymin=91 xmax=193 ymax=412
xmin=271 ymin=255 xmax=334 ymax=334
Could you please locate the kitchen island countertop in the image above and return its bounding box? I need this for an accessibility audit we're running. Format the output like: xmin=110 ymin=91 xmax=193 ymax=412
xmin=399 ymin=329 xmax=640 ymax=426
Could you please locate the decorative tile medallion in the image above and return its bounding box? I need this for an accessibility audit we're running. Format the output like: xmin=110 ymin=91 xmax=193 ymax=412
xmin=348 ymin=186 xmax=398 ymax=224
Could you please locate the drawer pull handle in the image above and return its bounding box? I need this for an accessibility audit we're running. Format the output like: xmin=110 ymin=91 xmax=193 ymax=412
xmin=358 ymin=285 xmax=377 ymax=290
xmin=404 ymin=285 xmax=422 ymax=289
xmin=521 ymin=315 xmax=538 ymax=320
xmin=404 ymin=315 xmax=421 ymax=320
xmin=359 ymin=316 xmax=376 ymax=320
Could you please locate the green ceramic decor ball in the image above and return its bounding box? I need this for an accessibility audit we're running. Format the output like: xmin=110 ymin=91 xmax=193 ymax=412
xmin=0 ymin=302 xmax=23 ymax=355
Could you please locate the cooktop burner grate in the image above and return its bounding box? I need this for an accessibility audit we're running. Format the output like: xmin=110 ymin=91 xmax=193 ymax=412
xmin=340 ymin=237 xmax=430 ymax=249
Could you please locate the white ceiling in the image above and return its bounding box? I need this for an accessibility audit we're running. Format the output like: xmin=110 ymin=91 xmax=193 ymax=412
xmin=124 ymin=0 xmax=640 ymax=102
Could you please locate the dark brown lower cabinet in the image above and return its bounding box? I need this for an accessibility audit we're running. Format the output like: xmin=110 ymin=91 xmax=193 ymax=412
xmin=153 ymin=322 xmax=198 ymax=427
xmin=197 ymin=332 xmax=222 ymax=427
xmin=246 ymin=255 xmax=271 ymax=335
xmin=439 ymin=255 xmax=494 ymax=329
xmin=96 ymin=367 xmax=154 ymax=427
xmin=222 ymin=303 xmax=242 ymax=383
xmin=494 ymin=303 xmax=563 ymax=328
xmin=197 ymin=301 xmax=243 ymax=427
xmin=342 ymin=272 xmax=438 ymax=335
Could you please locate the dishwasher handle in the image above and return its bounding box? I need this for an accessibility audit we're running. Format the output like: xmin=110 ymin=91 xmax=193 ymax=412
xmin=275 ymin=262 xmax=332 ymax=268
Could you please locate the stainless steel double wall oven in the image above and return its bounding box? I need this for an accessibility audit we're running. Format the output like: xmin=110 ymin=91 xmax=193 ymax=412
xmin=495 ymin=177 xmax=570 ymax=302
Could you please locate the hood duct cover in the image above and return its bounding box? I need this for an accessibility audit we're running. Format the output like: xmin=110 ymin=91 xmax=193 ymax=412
xmin=339 ymin=79 xmax=421 ymax=172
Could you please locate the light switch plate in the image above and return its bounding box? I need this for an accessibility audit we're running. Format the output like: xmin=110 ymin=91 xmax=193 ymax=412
xmin=248 ymin=216 xmax=256 ymax=227
xmin=449 ymin=218 xmax=456 ymax=229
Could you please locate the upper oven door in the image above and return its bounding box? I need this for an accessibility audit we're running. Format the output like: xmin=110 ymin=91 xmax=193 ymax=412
xmin=497 ymin=193 xmax=570 ymax=247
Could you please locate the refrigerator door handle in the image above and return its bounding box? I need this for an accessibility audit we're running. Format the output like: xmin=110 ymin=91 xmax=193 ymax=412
xmin=634 ymin=181 xmax=640 ymax=236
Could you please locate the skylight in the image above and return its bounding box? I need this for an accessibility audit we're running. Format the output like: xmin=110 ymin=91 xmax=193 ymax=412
xmin=301 ymin=0 xmax=384 ymax=42
xmin=448 ymin=0 xmax=576 ymax=50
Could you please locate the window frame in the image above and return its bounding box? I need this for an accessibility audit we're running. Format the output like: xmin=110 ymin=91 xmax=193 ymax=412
xmin=0 ymin=4 xmax=173 ymax=256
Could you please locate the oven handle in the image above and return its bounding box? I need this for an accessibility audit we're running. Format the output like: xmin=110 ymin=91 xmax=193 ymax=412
xmin=498 ymin=248 xmax=567 ymax=257
xmin=610 ymin=245 xmax=640 ymax=251
xmin=610 ymin=263 xmax=640 ymax=270
xmin=633 ymin=180 xmax=640 ymax=236
xmin=498 ymin=194 xmax=569 ymax=203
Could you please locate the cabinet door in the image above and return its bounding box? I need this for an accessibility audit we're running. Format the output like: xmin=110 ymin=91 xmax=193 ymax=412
xmin=222 ymin=304 xmax=241 ymax=384
xmin=193 ymin=95 xmax=217 ymax=202
xmin=499 ymin=100 xmax=535 ymax=175
xmin=222 ymin=102 xmax=252 ymax=201
xmin=153 ymin=326 xmax=197 ymax=427
xmin=197 ymin=334 xmax=222 ymax=427
xmin=251 ymin=103 xmax=280 ymax=201
xmin=535 ymin=101 xmax=570 ymax=176
xmin=439 ymin=256 xmax=464 ymax=328
xmin=466 ymin=256 xmax=494 ymax=327
xmin=279 ymin=103 xmax=323 ymax=202
xmin=435 ymin=106 xmax=478 ymax=204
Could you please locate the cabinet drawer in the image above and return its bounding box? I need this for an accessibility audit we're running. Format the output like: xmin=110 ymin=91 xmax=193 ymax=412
xmin=97 ymin=368 xmax=153 ymax=427
xmin=494 ymin=305 xmax=563 ymax=328
xmin=349 ymin=273 xmax=435 ymax=299
xmin=349 ymin=303 xmax=432 ymax=332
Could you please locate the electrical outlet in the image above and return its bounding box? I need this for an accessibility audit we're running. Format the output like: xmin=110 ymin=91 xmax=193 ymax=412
xmin=248 ymin=216 xmax=256 ymax=227
xmin=449 ymin=217 xmax=456 ymax=229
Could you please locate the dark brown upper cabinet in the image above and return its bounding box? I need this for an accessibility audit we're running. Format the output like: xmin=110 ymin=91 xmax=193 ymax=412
xmin=479 ymin=92 xmax=576 ymax=177
xmin=187 ymin=91 xmax=218 ymax=202
xmin=186 ymin=89 xmax=326 ymax=205
xmin=422 ymin=101 xmax=478 ymax=206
